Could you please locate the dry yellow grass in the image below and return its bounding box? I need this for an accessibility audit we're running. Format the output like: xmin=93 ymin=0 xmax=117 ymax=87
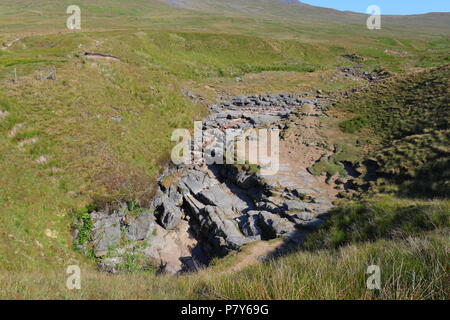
xmin=1 ymin=230 xmax=447 ymax=300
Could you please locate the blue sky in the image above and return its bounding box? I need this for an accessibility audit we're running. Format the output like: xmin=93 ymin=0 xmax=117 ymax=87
xmin=301 ymin=0 xmax=450 ymax=15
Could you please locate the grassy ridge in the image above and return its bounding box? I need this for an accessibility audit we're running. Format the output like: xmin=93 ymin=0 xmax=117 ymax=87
xmin=336 ymin=65 xmax=450 ymax=198
xmin=1 ymin=0 xmax=449 ymax=34
xmin=338 ymin=65 xmax=449 ymax=139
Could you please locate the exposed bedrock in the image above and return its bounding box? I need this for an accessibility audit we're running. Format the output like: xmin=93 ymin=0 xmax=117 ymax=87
xmin=75 ymin=93 xmax=336 ymax=274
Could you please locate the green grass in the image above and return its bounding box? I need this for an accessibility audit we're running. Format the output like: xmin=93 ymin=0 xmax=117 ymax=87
xmin=310 ymin=158 xmax=347 ymax=177
xmin=190 ymin=231 xmax=448 ymax=300
xmin=372 ymin=130 xmax=450 ymax=198
xmin=337 ymin=65 xmax=449 ymax=140
xmin=339 ymin=116 xmax=368 ymax=134
xmin=1 ymin=227 xmax=448 ymax=299
xmin=187 ymin=194 xmax=449 ymax=300
xmin=309 ymin=143 xmax=361 ymax=177
xmin=304 ymin=195 xmax=449 ymax=250
xmin=335 ymin=65 xmax=449 ymax=198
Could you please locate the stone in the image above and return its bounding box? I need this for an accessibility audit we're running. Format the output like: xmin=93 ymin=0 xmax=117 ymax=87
xmin=155 ymin=197 xmax=183 ymax=230
xmin=238 ymin=212 xmax=262 ymax=237
xmin=246 ymin=114 xmax=281 ymax=127
xmin=141 ymin=220 xmax=199 ymax=275
xmin=196 ymin=184 xmax=247 ymax=214
xmin=91 ymin=211 xmax=122 ymax=257
xmin=197 ymin=184 xmax=233 ymax=208
xmin=125 ymin=211 xmax=157 ymax=241
xmin=181 ymin=170 xmax=212 ymax=195
xmin=259 ymin=211 xmax=296 ymax=239
xmin=283 ymin=200 xmax=311 ymax=212
xmin=152 ymin=187 xmax=166 ymax=209
xmin=284 ymin=211 xmax=315 ymax=225
xmin=177 ymin=180 xmax=191 ymax=196
xmin=226 ymin=111 xmax=243 ymax=120
xmin=201 ymin=206 xmax=247 ymax=250
xmin=292 ymin=188 xmax=316 ymax=199
xmin=231 ymin=96 xmax=248 ymax=106
xmin=168 ymin=184 xmax=183 ymax=207
xmin=99 ymin=257 xmax=123 ymax=273
xmin=256 ymin=200 xmax=283 ymax=214
xmin=184 ymin=193 xmax=205 ymax=216
xmin=142 ymin=224 xmax=168 ymax=264
xmin=230 ymin=169 xmax=259 ymax=189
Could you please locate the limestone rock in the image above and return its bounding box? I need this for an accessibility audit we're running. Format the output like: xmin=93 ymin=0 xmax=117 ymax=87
xmin=181 ymin=170 xmax=213 ymax=195
xmin=196 ymin=184 xmax=247 ymax=214
xmin=184 ymin=193 xmax=205 ymax=216
xmin=200 ymin=206 xmax=249 ymax=252
xmin=259 ymin=211 xmax=296 ymax=239
xmin=155 ymin=197 xmax=183 ymax=230
xmin=91 ymin=211 xmax=122 ymax=257
xmin=238 ymin=212 xmax=262 ymax=237
xmin=124 ymin=211 xmax=157 ymax=241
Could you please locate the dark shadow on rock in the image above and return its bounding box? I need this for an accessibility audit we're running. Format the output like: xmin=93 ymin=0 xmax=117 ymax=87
xmin=207 ymin=163 xmax=266 ymax=214
xmin=259 ymin=209 xmax=336 ymax=263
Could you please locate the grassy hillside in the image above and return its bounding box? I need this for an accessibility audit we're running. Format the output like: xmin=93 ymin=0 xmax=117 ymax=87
xmin=338 ymin=65 xmax=449 ymax=139
xmin=335 ymin=65 xmax=450 ymax=198
xmin=1 ymin=0 xmax=449 ymax=37
xmin=161 ymin=0 xmax=450 ymax=30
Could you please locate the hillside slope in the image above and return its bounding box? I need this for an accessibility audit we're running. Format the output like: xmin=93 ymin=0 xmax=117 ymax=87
xmin=336 ymin=65 xmax=450 ymax=198
xmin=0 ymin=0 xmax=449 ymax=35
xmin=163 ymin=0 xmax=450 ymax=29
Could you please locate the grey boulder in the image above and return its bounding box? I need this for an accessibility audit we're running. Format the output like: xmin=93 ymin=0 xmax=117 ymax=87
xmin=155 ymin=197 xmax=183 ymax=230
xmin=238 ymin=212 xmax=262 ymax=237
xmin=125 ymin=211 xmax=157 ymax=241
xmin=91 ymin=211 xmax=122 ymax=257
xmin=259 ymin=211 xmax=296 ymax=239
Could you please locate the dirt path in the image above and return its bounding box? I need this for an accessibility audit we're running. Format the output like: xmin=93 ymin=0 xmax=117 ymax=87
xmin=224 ymin=240 xmax=283 ymax=274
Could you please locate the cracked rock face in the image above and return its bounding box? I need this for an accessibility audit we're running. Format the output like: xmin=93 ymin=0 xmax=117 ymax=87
xmin=75 ymin=93 xmax=336 ymax=275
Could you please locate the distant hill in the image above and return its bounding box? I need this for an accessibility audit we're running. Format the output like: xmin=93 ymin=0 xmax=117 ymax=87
xmin=162 ymin=0 xmax=368 ymax=22
xmin=0 ymin=0 xmax=448 ymax=35
xmin=161 ymin=0 xmax=450 ymax=29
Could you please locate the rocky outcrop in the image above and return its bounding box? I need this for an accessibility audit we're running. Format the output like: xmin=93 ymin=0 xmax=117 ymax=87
xmin=154 ymin=194 xmax=183 ymax=230
xmin=75 ymin=92 xmax=336 ymax=275
xmin=75 ymin=205 xmax=203 ymax=274
xmin=339 ymin=66 xmax=392 ymax=82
